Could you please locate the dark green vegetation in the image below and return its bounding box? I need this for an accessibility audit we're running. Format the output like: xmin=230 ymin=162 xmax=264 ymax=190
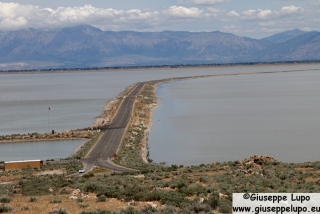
xmin=0 ymin=204 xmax=13 ymax=213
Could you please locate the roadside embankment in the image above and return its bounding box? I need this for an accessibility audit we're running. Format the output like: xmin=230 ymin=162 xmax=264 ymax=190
xmin=0 ymin=130 xmax=97 ymax=144
xmin=113 ymin=76 xmax=213 ymax=169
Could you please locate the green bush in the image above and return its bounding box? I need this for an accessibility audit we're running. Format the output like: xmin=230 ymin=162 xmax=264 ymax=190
xmin=50 ymin=198 xmax=62 ymax=203
xmin=29 ymin=197 xmax=37 ymax=202
xmin=0 ymin=196 xmax=11 ymax=203
xmin=0 ymin=204 xmax=13 ymax=213
xmin=21 ymin=206 xmax=29 ymax=211
xmin=205 ymin=192 xmax=220 ymax=209
xmin=0 ymin=184 xmax=13 ymax=196
xmin=157 ymin=191 xmax=189 ymax=207
xmin=20 ymin=177 xmax=52 ymax=196
xmin=219 ymin=201 xmax=232 ymax=213
xmin=199 ymin=176 xmax=209 ymax=183
xmin=119 ymin=206 xmax=141 ymax=214
xmin=49 ymin=208 xmax=69 ymax=214
xmin=188 ymin=202 xmax=212 ymax=213
xmin=97 ymin=195 xmax=107 ymax=202
xmin=60 ymin=188 xmax=71 ymax=195
xmin=79 ymin=203 xmax=89 ymax=208
xmin=80 ymin=209 xmax=110 ymax=214
xmin=83 ymin=172 xmax=95 ymax=178
xmin=84 ymin=182 xmax=102 ymax=193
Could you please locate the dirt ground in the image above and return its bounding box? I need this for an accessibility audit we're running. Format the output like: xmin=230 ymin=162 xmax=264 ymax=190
xmin=0 ymin=169 xmax=160 ymax=214
xmin=6 ymin=193 xmax=157 ymax=214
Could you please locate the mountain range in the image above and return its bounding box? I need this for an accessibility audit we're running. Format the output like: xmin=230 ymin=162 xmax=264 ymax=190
xmin=0 ymin=25 xmax=319 ymax=70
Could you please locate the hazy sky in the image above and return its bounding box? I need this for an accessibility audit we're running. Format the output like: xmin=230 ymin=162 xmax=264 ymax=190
xmin=0 ymin=0 xmax=319 ymax=38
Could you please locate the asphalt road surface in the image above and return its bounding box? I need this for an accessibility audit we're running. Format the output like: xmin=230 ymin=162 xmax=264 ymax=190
xmin=81 ymin=82 xmax=145 ymax=173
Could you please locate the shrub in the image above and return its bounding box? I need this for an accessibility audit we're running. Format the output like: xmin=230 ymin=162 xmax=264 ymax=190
xmin=50 ymin=198 xmax=62 ymax=203
xmin=80 ymin=210 xmax=110 ymax=214
xmin=21 ymin=206 xmax=29 ymax=211
xmin=219 ymin=201 xmax=232 ymax=213
xmin=49 ymin=208 xmax=69 ymax=214
xmin=119 ymin=206 xmax=141 ymax=214
xmin=158 ymin=205 xmax=177 ymax=214
xmin=96 ymin=195 xmax=107 ymax=202
xmin=199 ymin=176 xmax=209 ymax=184
xmin=29 ymin=197 xmax=37 ymax=202
xmin=205 ymin=192 xmax=220 ymax=209
xmin=189 ymin=202 xmax=212 ymax=213
xmin=83 ymin=172 xmax=95 ymax=178
xmin=157 ymin=191 xmax=189 ymax=207
xmin=84 ymin=183 xmax=102 ymax=193
xmin=79 ymin=203 xmax=89 ymax=208
xmin=0 ymin=196 xmax=11 ymax=203
xmin=140 ymin=205 xmax=157 ymax=213
xmin=60 ymin=188 xmax=71 ymax=195
xmin=20 ymin=177 xmax=52 ymax=196
xmin=0 ymin=204 xmax=13 ymax=213
xmin=0 ymin=184 xmax=13 ymax=197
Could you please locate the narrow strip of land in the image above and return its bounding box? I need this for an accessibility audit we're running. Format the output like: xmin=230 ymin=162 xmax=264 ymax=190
xmin=73 ymin=68 xmax=320 ymax=173
xmin=81 ymin=83 xmax=145 ymax=172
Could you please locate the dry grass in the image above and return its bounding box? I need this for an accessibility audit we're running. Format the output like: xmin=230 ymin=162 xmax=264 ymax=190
xmin=8 ymin=194 xmax=129 ymax=214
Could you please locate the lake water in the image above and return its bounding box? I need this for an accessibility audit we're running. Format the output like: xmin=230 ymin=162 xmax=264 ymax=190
xmin=1 ymin=64 xmax=319 ymax=162
xmin=148 ymin=68 xmax=320 ymax=165
xmin=0 ymin=140 xmax=84 ymax=161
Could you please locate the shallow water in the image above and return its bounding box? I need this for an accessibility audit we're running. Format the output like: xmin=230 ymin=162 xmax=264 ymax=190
xmin=1 ymin=64 xmax=318 ymax=135
xmin=148 ymin=69 xmax=320 ymax=165
xmin=0 ymin=140 xmax=84 ymax=161
xmin=1 ymin=64 xmax=319 ymax=163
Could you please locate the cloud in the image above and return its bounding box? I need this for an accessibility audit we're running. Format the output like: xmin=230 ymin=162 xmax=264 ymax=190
xmin=280 ymin=5 xmax=304 ymax=14
xmin=162 ymin=6 xmax=203 ymax=19
xmin=227 ymin=10 xmax=240 ymax=17
xmin=0 ymin=2 xmax=317 ymax=38
xmin=0 ymin=3 xmax=162 ymax=30
xmin=242 ymin=9 xmax=273 ymax=20
xmin=190 ymin=0 xmax=228 ymax=6
xmin=0 ymin=3 xmax=203 ymax=30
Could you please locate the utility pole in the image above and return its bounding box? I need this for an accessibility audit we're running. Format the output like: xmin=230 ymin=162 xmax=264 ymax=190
xmin=48 ymin=107 xmax=51 ymax=133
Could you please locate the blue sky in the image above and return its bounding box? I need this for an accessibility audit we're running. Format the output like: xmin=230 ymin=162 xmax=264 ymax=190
xmin=0 ymin=0 xmax=319 ymax=38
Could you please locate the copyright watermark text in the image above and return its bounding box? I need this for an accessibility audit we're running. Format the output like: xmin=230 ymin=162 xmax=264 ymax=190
xmin=233 ymin=193 xmax=320 ymax=214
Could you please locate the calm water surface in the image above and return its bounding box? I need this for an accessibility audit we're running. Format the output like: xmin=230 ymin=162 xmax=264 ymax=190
xmin=148 ymin=69 xmax=320 ymax=165
xmin=1 ymin=64 xmax=319 ymax=162
xmin=0 ymin=140 xmax=84 ymax=161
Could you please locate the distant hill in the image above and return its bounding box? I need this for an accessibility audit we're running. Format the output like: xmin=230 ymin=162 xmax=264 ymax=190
xmin=260 ymin=31 xmax=320 ymax=61
xmin=0 ymin=25 xmax=319 ymax=70
xmin=260 ymin=29 xmax=307 ymax=43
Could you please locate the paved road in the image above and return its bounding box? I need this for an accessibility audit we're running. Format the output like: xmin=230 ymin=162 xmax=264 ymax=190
xmin=81 ymin=82 xmax=145 ymax=173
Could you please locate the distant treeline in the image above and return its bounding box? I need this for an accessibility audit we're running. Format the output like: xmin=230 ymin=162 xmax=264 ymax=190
xmin=1 ymin=60 xmax=319 ymax=73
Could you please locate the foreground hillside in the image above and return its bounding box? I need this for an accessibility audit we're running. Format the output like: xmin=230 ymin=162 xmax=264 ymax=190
xmin=1 ymin=156 xmax=320 ymax=213
xmin=0 ymin=26 xmax=319 ymax=70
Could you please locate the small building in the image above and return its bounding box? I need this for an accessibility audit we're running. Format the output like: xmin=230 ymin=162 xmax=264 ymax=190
xmin=4 ymin=160 xmax=43 ymax=171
